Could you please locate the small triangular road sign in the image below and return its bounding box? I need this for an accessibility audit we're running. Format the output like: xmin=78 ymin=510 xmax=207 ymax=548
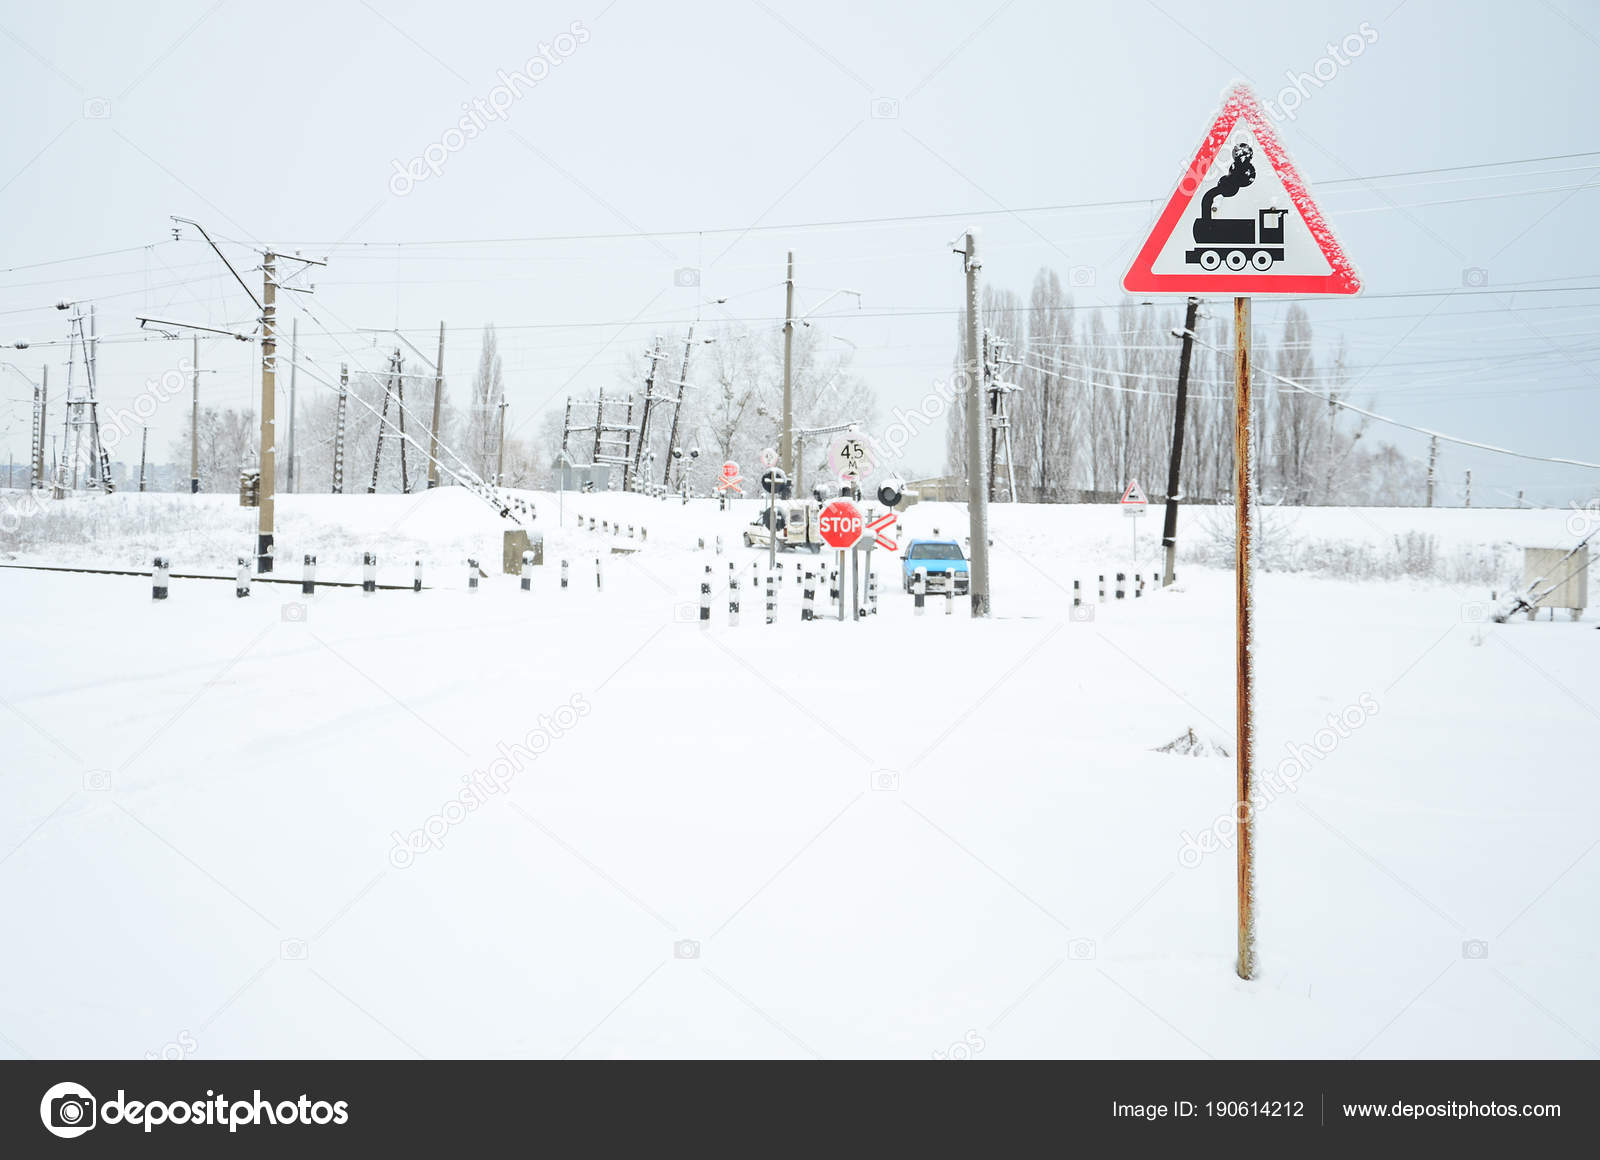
xmin=1122 ymin=84 xmax=1360 ymax=297
xmin=1120 ymin=480 xmax=1148 ymax=505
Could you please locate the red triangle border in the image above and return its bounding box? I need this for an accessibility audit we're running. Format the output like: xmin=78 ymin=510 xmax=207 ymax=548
xmin=1122 ymin=85 xmax=1361 ymax=297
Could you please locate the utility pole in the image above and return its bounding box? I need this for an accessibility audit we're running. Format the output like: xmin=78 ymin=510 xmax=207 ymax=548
xmin=662 ymin=330 xmax=706 ymax=487
xmin=258 ymin=252 xmax=276 ymax=572
xmin=332 ymin=363 xmax=348 ymax=493
xmin=985 ymin=330 xmax=998 ymax=501
xmin=395 ymin=354 xmax=410 ymax=492
xmin=1425 ymin=435 xmax=1437 ymax=508
xmin=32 ymin=366 xmax=47 ymax=486
xmin=632 ymin=336 xmax=663 ymax=487
xmin=370 ymin=351 xmax=396 ymax=493
xmin=87 ymin=304 xmax=109 ymax=491
xmin=960 ymin=231 xmax=991 ymax=617
xmin=1161 ymin=297 xmax=1199 ymax=587
xmin=190 ymin=338 xmax=200 ymax=493
xmin=780 ymin=252 xmax=795 ymax=476
xmin=138 ymin=426 xmax=149 ymax=492
xmin=286 ymin=317 xmax=298 ymax=493
xmin=496 ymin=397 xmax=509 ymax=487
xmin=428 ymin=322 xmax=445 ymax=488
xmin=1464 ymin=469 xmax=1472 ymax=508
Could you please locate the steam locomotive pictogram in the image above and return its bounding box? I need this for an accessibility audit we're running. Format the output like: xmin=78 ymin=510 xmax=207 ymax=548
xmin=1184 ymin=141 xmax=1288 ymax=271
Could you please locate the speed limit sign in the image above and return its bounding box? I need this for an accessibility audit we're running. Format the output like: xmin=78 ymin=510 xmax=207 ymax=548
xmin=828 ymin=433 xmax=874 ymax=481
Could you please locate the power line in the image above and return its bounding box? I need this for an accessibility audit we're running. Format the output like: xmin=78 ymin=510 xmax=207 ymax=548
xmin=240 ymin=150 xmax=1600 ymax=249
xmin=1180 ymin=332 xmax=1600 ymax=470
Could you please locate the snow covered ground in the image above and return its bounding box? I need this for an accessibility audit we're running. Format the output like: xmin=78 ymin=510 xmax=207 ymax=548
xmin=0 ymin=488 xmax=1595 ymax=1059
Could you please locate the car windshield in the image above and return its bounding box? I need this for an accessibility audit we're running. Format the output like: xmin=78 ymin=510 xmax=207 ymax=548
xmin=909 ymin=542 xmax=964 ymax=560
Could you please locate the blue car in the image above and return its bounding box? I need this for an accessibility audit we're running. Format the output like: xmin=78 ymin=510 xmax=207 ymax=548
xmin=901 ymin=539 xmax=969 ymax=594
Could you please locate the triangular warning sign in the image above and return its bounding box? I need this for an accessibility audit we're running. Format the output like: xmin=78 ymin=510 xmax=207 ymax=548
xmin=1120 ymin=480 xmax=1148 ymax=505
xmin=1122 ymin=84 xmax=1360 ymax=297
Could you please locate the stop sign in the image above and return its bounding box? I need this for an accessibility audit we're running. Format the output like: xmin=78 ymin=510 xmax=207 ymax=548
xmin=818 ymin=499 xmax=864 ymax=549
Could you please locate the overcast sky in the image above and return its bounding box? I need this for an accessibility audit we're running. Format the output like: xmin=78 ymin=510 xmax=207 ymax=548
xmin=2 ymin=0 xmax=1597 ymax=502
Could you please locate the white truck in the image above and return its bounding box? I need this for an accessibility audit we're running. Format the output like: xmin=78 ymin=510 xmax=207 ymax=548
xmin=742 ymin=502 xmax=824 ymax=553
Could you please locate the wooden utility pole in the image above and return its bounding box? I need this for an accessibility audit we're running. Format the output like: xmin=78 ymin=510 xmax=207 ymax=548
xmin=631 ymin=336 xmax=663 ymax=488
xmin=190 ymin=338 xmax=200 ymax=493
xmin=428 ymin=322 xmax=445 ymax=488
xmin=1161 ymin=297 xmax=1199 ymax=586
xmin=258 ymin=253 xmax=276 ymax=572
xmin=332 ymin=363 xmax=348 ymax=493
xmin=780 ymin=252 xmax=795 ymax=475
xmin=1464 ymin=469 xmax=1472 ymax=508
xmin=662 ymin=330 xmax=697 ymax=487
xmin=961 ymin=232 xmax=990 ymax=617
xmin=1233 ymin=295 xmax=1256 ymax=982
xmin=495 ymin=397 xmax=509 ymax=487
xmin=1425 ymin=435 xmax=1438 ymax=507
xmin=138 ymin=426 xmax=149 ymax=492
xmin=286 ymin=318 xmax=299 ymax=493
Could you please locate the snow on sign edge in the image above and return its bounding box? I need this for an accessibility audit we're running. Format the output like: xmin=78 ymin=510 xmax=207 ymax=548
xmin=1121 ymin=82 xmax=1362 ymax=297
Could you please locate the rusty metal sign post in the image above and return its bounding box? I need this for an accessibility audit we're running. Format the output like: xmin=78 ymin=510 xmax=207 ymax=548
xmin=1123 ymin=84 xmax=1361 ymax=980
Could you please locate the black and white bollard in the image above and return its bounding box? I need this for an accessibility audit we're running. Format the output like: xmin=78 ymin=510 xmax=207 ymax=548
xmin=698 ymin=537 xmax=705 ymax=551
xmin=867 ymin=570 xmax=878 ymax=615
xmin=914 ymin=567 xmax=927 ymax=615
xmin=1115 ymin=572 xmax=1125 ymax=600
xmin=700 ymin=565 xmax=712 ymax=625
xmin=715 ymin=535 xmax=723 ymax=556
xmin=1098 ymin=574 xmax=1106 ymax=602
xmin=765 ymin=572 xmax=775 ymax=624
xmin=588 ymin=517 xmax=596 ymax=532
xmin=1073 ymin=579 xmax=1082 ymax=608
xmin=729 ymin=574 xmax=740 ymax=627
xmin=561 ymin=559 xmax=569 ymax=589
xmin=640 ymin=526 xmax=648 ymax=544
xmin=627 ymin=524 xmax=634 ymax=539
xmin=467 ymin=558 xmax=480 ymax=592
xmin=802 ymin=571 xmax=815 ymax=621
xmin=302 ymin=554 xmax=317 ymax=596
xmin=520 ymin=550 xmax=534 ymax=592
xmin=152 ymin=555 xmax=170 ymax=601
xmin=945 ymin=586 xmax=953 ymax=616
xmin=595 ymin=556 xmax=602 ymax=592
xmin=413 ymin=559 xmax=423 ymax=593
xmin=363 ymin=552 xmax=377 ymax=594
xmin=236 ymin=555 xmax=252 ymax=599
xmin=1135 ymin=573 xmax=1144 ymax=598
xmin=602 ymin=520 xmax=609 ymax=534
